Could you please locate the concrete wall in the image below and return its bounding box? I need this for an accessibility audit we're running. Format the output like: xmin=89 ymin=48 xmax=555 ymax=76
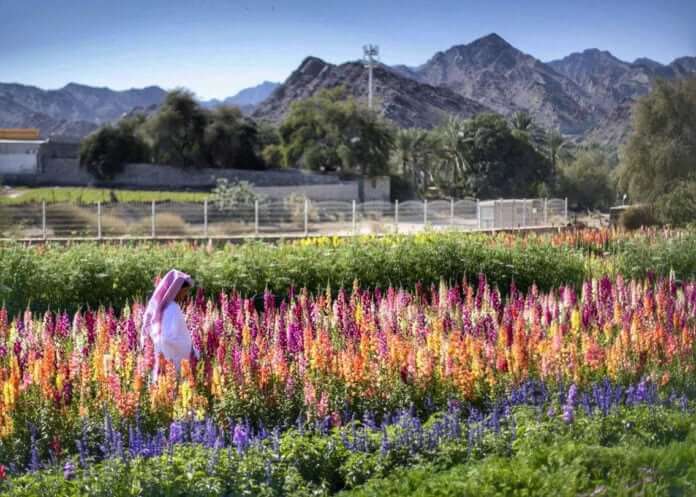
xmin=0 ymin=141 xmax=41 ymax=175
xmin=4 ymin=158 xmax=391 ymax=201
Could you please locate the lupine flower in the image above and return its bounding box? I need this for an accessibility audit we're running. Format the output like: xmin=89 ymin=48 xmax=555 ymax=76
xmin=63 ymin=461 xmax=76 ymax=480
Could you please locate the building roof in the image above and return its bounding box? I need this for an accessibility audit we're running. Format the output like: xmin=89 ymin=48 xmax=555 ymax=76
xmin=0 ymin=139 xmax=46 ymax=145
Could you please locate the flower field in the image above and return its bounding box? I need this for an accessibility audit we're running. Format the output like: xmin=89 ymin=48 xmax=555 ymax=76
xmin=2 ymin=263 xmax=696 ymax=494
xmin=2 ymin=229 xmax=696 ymax=495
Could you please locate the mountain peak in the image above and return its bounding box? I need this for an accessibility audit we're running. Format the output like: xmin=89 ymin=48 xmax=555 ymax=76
xmin=633 ymin=57 xmax=664 ymax=70
xmin=474 ymin=33 xmax=511 ymax=48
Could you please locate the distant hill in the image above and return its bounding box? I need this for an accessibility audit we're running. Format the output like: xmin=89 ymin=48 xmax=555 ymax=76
xmin=0 ymin=82 xmax=166 ymax=138
xmin=253 ymin=56 xmax=490 ymax=128
xmin=201 ymin=81 xmax=280 ymax=114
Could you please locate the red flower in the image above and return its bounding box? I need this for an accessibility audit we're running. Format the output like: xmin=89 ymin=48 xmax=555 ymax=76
xmin=0 ymin=464 xmax=6 ymax=481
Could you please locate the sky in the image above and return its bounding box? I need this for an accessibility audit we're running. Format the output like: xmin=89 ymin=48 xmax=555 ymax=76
xmin=2 ymin=0 xmax=695 ymax=100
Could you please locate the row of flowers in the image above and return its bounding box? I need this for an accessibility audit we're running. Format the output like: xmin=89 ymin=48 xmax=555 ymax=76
xmin=0 ymin=274 xmax=695 ymax=464
xmin=2 ymin=377 xmax=687 ymax=480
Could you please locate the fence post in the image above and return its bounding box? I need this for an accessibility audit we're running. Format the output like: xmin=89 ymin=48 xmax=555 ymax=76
xmin=97 ymin=202 xmax=102 ymax=239
xmin=394 ymin=199 xmax=399 ymax=234
xmin=203 ymin=200 xmax=208 ymax=238
xmin=522 ymin=199 xmax=527 ymax=227
xmin=352 ymin=200 xmax=357 ymax=236
xmin=544 ymin=198 xmax=548 ymax=225
xmin=564 ymin=197 xmax=568 ymax=223
xmin=303 ymin=198 xmax=309 ymax=237
xmin=450 ymin=198 xmax=455 ymax=228
xmin=254 ymin=200 xmax=259 ymax=237
xmin=151 ymin=201 xmax=156 ymax=239
xmin=423 ymin=199 xmax=428 ymax=227
xmin=41 ymin=201 xmax=46 ymax=240
xmin=476 ymin=199 xmax=481 ymax=229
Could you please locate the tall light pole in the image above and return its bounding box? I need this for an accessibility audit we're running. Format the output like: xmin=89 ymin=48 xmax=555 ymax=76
xmin=363 ymin=44 xmax=379 ymax=110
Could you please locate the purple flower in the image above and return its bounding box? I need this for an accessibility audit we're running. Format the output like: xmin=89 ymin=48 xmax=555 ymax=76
xmin=63 ymin=461 xmax=76 ymax=480
xmin=232 ymin=424 xmax=250 ymax=454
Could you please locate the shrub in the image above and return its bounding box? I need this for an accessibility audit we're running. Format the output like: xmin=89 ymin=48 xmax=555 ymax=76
xmin=619 ymin=205 xmax=658 ymax=230
xmin=655 ymin=181 xmax=696 ymax=226
xmin=0 ymin=233 xmax=587 ymax=315
xmin=80 ymin=121 xmax=150 ymax=180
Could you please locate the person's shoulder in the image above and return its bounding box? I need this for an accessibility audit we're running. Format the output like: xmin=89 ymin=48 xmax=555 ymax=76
xmin=162 ymin=302 xmax=183 ymax=317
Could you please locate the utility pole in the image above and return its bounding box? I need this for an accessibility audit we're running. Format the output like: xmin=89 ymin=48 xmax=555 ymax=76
xmin=363 ymin=44 xmax=379 ymax=110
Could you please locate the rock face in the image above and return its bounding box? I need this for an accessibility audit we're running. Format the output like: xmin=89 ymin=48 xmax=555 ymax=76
xmin=410 ymin=34 xmax=595 ymax=135
xmin=253 ymin=56 xmax=490 ymax=128
xmin=0 ymin=83 xmax=166 ymax=137
xmin=549 ymin=51 xmax=696 ymax=144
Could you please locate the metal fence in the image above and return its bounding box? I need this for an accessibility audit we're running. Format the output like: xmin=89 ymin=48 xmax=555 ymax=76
xmin=0 ymin=198 xmax=568 ymax=240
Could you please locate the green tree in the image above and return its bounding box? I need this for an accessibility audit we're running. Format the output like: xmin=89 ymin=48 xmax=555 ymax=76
xmin=79 ymin=118 xmax=150 ymax=180
xmin=655 ymin=181 xmax=696 ymax=226
xmin=434 ymin=113 xmax=553 ymax=198
xmin=203 ymin=106 xmax=263 ymax=170
xmin=618 ymin=78 xmax=696 ymax=201
xmin=559 ymin=148 xmax=615 ymax=210
xmin=510 ymin=111 xmax=533 ymax=142
xmin=145 ymin=89 xmax=207 ymax=167
xmin=274 ymin=87 xmax=393 ymax=176
xmin=392 ymin=128 xmax=438 ymax=196
xmin=545 ymin=130 xmax=566 ymax=169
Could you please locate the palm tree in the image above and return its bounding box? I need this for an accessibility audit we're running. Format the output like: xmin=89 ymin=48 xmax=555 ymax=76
xmin=511 ymin=111 xmax=533 ymax=134
xmin=437 ymin=116 xmax=473 ymax=197
xmin=394 ymin=128 xmax=433 ymax=196
xmin=545 ymin=130 xmax=565 ymax=168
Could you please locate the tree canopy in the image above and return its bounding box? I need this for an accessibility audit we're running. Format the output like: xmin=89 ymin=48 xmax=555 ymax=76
xmin=618 ymin=78 xmax=696 ymax=202
xmin=268 ymin=87 xmax=393 ymax=176
xmin=79 ymin=117 xmax=149 ymax=180
xmin=431 ymin=113 xmax=553 ymax=198
xmin=81 ymin=89 xmax=268 ymax=176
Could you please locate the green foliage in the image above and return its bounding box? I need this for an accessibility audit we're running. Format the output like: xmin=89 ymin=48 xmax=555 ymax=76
xmin=559 ymin=148 xmax=615 ymax=210
xmin=83 ymin=89 xmax=269 ymax=173
xmin=0 ymin=187 xmax=208 ymax=205
xmin=655 ymin=181 xmax=696 ymax=226
xmin=0 ymin=233 xmax=587 ymax=316
xmin=146 ymin=89 xmax=208 ymax=167
xmin=79 ymin=118 xmax=150 ymax=180
xmin=544 ymin=129 xmax=566 ymax=169
xmin=272 ymin=87 xmax=394 ymax=177
xmin=4 ymin=406 xmax=696 ymax=497
xmin=619 ymin=78 xmax=696 ymax=202
xmin=391 ymin=129 xmax=439 ymax=198
xmin=210 ymin=178 xmax=265 ymax=211
xmin=429 ymin=114 xmax=553 ymax=198
xmin=204 ymin=106 xmax=264 ymax=170
xmin=619 ymin=206 xmax=659 ymax=231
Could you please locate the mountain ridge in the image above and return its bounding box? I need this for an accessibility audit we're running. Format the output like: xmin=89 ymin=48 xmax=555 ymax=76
xmin=253 ymin=56 xmax=491 ymax=128
xmin=2 ymin=34 xmax=695 ymax=144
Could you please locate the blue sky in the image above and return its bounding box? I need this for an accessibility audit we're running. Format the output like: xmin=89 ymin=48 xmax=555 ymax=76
xmin=2 ymin=0 xmax=694 ymax=99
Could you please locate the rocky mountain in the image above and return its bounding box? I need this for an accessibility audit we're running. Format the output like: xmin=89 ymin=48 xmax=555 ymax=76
xmin=407 ymin=34 xmax=595 ymax=135
xmin=2 ymin=35 xmax=694 ymax=144
xmin=253 ymin=56 xmax=490 ymax=128
xmin=0 ymin=82 xmax=166 ymax=137
xmin=548 ymin=51 xmax=696 ymax=144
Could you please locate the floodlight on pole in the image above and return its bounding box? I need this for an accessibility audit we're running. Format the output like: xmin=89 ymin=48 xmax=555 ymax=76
xmin=363 ymin=44 xmax=379 ymax=110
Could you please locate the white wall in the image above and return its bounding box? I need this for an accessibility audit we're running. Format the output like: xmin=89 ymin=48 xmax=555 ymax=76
xmin=0 ymin=142 xmax=41 ymax=175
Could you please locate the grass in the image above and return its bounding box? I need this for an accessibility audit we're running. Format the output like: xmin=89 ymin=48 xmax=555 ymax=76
xmin=0 ymin=187 xmax=208 ymax=205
